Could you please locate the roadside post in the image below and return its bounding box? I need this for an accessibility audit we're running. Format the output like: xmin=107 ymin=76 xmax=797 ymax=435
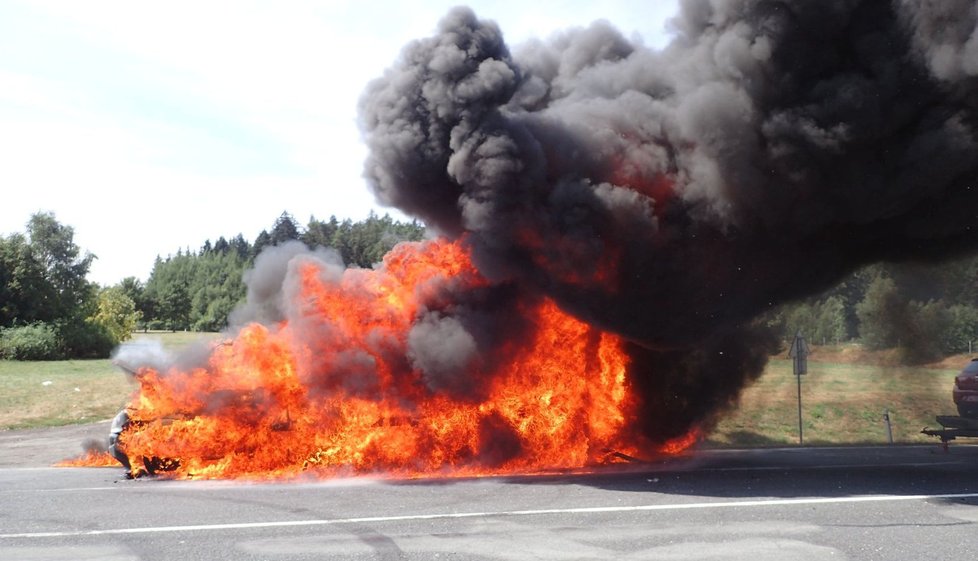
xmin=883 ymin=409 xmax=893 ymax=444
xmin=788 ymin=331 xmax=809 ymax=445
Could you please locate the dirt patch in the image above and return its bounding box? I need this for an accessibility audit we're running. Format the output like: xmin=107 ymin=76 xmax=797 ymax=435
xmin=0 ymin=421 xmax=114 ymax=468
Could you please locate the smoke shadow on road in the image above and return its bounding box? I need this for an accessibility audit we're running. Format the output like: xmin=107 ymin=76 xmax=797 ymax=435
xmin=368 ymin=446 xmax=978 ymax=501
xmin=524 ymin=445 xmax=978 ymax=501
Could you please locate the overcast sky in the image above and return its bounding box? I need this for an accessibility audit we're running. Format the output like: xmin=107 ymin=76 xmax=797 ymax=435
xmin=0 ymin=1 xmax=679 ymax=285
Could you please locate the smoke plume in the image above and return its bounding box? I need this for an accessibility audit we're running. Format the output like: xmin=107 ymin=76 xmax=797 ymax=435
xmin=357 ymin=1 xmax=978 ymax=438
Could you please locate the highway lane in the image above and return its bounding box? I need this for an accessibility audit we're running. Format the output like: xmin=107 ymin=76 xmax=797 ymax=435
xmin=1 ymin=445 xmax=977 ymax=560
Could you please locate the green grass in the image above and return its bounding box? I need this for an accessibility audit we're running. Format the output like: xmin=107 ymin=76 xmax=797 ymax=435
xmin=0 ymin=332 xmax=219 ymax=430
xmin=0 ymin=359 xmax=131 ymax=429
xmin=707 ymin=356 xmax=960 ymax=447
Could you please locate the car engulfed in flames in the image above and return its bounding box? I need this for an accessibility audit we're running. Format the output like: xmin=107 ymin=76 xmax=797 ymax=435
xmin=98 ymin=240 xmax=700 ymax=481
xmin=107 ymin=353 xmax=696 ymax=480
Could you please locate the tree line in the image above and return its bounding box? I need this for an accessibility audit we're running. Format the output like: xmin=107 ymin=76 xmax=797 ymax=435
xmin=3 ymin=210 xmax=977 ymax=363
xmin=122 ymin=212 xmax=426 ymax=332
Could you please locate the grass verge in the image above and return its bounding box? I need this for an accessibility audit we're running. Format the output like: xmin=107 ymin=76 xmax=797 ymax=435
xmin=707 ymin=346 xmax=963 ymax=447
xmin=0 ymin=359 xmax=131 ymax=430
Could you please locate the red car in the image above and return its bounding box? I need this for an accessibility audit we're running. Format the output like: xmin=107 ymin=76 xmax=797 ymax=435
xmin=953 ymin=359 xmax=978 ymax=418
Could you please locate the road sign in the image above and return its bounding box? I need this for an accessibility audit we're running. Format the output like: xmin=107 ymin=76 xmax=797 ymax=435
xmin=788 ymin=331 xmax=809 ymax=376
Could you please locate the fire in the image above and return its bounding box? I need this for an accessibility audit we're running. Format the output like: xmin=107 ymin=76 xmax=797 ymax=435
xmin=111 ymin=239 xmax=690 ymax=480
xmin=656 ymin=427 xmax=700 ymax=455
xmin=56 ymin=449 xmax=118 ymax=468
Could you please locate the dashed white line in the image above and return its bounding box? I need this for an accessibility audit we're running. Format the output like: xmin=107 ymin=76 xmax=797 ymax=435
xmin=3 ymin=492 xmax=977 ymax=539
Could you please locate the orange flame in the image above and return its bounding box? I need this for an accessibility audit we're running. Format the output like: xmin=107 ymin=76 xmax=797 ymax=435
xmin=56 ymin=449 xmax=118 ymax=468
xmin=114 ymin=239 xmax=692 ymax=480
xmin=656 ymin=427 xmax=700 ymax=455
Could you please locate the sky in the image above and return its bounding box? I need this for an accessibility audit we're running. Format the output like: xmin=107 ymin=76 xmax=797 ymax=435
xmin=0 ymin=0 xmax=678 ymax=285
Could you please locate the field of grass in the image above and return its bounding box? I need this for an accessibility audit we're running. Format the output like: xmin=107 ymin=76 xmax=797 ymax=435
xmin=0 ymin=335 xmax=969 ymax=446
xmin=0 ymin=332 xmax=219 ymax=430
xmin=708 ymin=345 xmax=963 ymax=447
xmin=0 ymin=358 xmax=130 ymax=429
xmin=129 ymin=330 xmax=220 ymax=348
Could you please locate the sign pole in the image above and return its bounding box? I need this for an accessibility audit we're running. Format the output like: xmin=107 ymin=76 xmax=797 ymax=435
xmin=788 ymin=331 xmax=809 ymax=446
xmin=797 ymin=368 xmax=803 ymax=445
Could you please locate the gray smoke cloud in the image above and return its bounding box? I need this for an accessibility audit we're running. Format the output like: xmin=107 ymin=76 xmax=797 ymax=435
xmin=112 ymin=338 xmax=172 ymax=375
xmin=228 ymin=241 xmax=345 ymax=328
xmin=358 ymin=1 xmax=978 ymax=440
xmin=901 ymin=0 xmax=978 ymax=82
xmin=408 ymin=313 xmax=479 ymax=393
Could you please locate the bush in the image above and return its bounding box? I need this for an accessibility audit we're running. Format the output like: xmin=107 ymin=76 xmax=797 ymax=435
xmin=0 ymin=323 xmax=64 ymax=360
xmin=57 ymin=320 xmax=116 ymax=359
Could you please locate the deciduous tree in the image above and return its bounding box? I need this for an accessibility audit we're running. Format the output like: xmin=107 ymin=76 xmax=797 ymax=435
xmin=90 ymin=286 xmax=140 ymax=343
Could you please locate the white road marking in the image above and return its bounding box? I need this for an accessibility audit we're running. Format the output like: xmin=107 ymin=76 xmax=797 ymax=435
xmin=30 ymin=487 xmax=120 ymax=492
xmin=3 ymin=492 xmax=977 ymax=539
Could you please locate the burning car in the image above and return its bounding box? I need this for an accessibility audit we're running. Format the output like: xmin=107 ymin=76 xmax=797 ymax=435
xmin=953 ymin=359 xmax=978 ymax=419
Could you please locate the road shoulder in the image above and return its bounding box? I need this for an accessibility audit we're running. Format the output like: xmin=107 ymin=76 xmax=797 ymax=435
xmin=0 ymin=421 xmax=111 ymax=468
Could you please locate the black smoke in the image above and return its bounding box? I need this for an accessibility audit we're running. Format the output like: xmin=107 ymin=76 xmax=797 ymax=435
xmin=359 ymin=1 xmax=978 ymax=442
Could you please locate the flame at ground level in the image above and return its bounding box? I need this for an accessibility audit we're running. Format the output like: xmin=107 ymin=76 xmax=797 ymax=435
xmin=56 ymin=449 xmax=118 ymax=468
xmin=111 ymin=239 xmax=696 ymax=480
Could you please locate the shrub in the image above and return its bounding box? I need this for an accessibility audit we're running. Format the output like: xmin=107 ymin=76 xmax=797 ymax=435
xmin=0 ymin=323 xmax=64 ymax=360
xmin=57 ymin=320 xmax=116 ymax=359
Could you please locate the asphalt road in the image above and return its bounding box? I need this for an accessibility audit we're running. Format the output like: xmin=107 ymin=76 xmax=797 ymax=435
xmin=1 ymin=444 xmax=977 ymax=560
